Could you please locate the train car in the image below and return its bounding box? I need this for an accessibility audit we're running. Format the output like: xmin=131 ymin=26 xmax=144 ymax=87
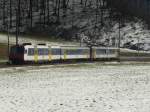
xmin=50 ymin=46 xmax=61 ymax=61
xmin=92 ymin=47 xmax=118 ymax=60
xmin=25 ymin=45 xmax=62 ymax=63
xmin=60 ymin=46 xmax=90 ymax=60
xmin=24 ymin=44 xmax=50 ymax=63
xmin=9 ymin=45 xmax=24 ymax=64
xmin=9 ymin=44 xmax=62 ymax=64
xmin=9 ymin=43 xmax=118 ymax=64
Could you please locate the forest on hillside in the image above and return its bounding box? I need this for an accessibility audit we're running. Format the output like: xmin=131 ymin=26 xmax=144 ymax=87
xmin=1 ymin=0 xmax=150 ymax=34
xmin=107 ymin=0 xmax=150 ymax=24
xmin=1 ymin=0 xmax=150 ymax=48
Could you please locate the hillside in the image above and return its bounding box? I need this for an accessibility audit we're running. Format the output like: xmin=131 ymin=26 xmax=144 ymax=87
xmin=0 ymin=0 xmax=150 ymax=50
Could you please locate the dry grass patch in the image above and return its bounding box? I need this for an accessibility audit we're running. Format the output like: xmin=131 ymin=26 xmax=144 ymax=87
xmin=0 ymin=43 xmax=8 ymax=60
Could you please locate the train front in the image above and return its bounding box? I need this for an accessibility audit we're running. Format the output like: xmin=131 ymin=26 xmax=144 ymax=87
xmin=9 ymin=45 xmax=25 ymax=64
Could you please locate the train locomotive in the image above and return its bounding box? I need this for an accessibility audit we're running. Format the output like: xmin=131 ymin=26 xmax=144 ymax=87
xmin=9 ymin=43 xmax=118 ymax=64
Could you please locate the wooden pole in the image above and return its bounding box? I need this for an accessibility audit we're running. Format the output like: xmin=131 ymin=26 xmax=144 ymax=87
xmin=118 ymin=14 xmax=121 ymax=62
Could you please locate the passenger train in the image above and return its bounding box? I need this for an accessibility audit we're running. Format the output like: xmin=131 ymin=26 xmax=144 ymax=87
xmin=9 ymin=43 xmax=118 ymax=64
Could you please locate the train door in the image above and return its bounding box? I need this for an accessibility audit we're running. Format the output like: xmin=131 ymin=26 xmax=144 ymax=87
xmin=34 ymin=46 xmax=38 ymax=62
xmin=48 ymin=46 xmax=52 ymax=61
xmin=51 ymin=46 xmax=61 ymax=61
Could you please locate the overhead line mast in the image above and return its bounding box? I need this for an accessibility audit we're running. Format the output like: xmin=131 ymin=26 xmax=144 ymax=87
xmin=16 ymin=0 xmax=21 ymax=45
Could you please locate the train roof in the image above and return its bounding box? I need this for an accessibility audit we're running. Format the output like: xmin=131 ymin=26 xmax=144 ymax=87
xmin=11 ymin=43 xmax=118 ymax=50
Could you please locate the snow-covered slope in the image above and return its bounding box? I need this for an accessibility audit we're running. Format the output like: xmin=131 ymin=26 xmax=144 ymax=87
xmin=101 ymin=20 xmax=150 ymax=47
xmin=0 ymin=0 xmax=150 ymax=50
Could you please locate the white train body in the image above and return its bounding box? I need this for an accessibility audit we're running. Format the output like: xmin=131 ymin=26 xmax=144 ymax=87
xmin=61 ymin=47 xmax=90 ymax=60
xmin=24 ymin=45 xmax=62 ymax=62
xmin=9 ymin=44 xmax=118 ymax=64
xmin=92 ymin=47 xmax=118 ymax=59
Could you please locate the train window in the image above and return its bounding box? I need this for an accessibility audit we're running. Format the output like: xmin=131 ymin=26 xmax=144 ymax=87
xmin=77 ymin=49 xmax=84 ymax=54
xmin=44 ymin=49 xmax=49 ymax=55
xmin=28 ymin=48 xmax=34 ymax=55
xmin=107 ymin=49 xmax=115 ymax=54
xmin=65 ymin=49 xmax=88 ymax=55
xmin=66 ymin=50 xmax=78 ymax=55
xmin=52 ymin=48 xmax=61 ymax=55
xmin=38 ymin=49 xmax=44 ymax=55
xmin=66 ymin=49 xmax=75 ymax=55
xmin=96 ymin=49 xmax=106 ymax=54
xmin=38 ymin=48 xmax=49 ymax=55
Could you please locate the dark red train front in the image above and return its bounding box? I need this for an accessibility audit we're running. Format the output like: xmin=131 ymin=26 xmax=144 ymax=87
xmin=9 ymin=45 xmax=25 ymax=64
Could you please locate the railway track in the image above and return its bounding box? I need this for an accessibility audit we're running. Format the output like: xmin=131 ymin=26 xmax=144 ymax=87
xmin=1 ymin=56 xmax=150 ymax=69
xmin=120 ymin=57 xmax=150 ymax=61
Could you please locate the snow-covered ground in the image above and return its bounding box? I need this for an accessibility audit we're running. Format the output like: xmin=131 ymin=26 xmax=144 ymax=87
xmin=99 ymin=20 xmax=150 ymax=47
xmin=0 ymin=34 xmax=79 ymax=46
xmin=0 ymin=63 xmax=150 ymax=112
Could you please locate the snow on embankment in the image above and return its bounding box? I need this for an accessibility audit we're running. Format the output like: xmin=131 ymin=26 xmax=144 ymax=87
xmin=120 ymin=48 xmax=150 ymax=56
xmin=74 ymin=16 xmax=150 ymax=49
xmin=120 ymin=48 xmax=150 ymax=61
xmin=103 ymin=20 xmax=150 ymax=47
xmin=0 ymin=34 xmax=79 ymax=46
xmin=121 ymin=21 xmax=150 ymax=45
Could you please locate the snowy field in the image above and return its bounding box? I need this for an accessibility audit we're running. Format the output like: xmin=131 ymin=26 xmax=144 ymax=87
xmin=0 ymin=63 xmax=150 ymax=112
